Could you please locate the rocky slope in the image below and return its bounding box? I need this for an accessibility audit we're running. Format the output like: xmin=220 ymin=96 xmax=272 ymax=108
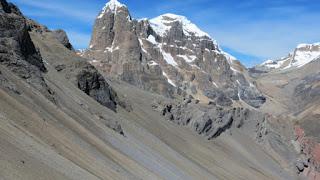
xmin=0 ymin=0 xmax=314 ymax=179
xmin=82 ymin=0 xmax=265 ymax=108
xmin=251 ymin=43 xmax=320 ymax=179
xmin=0 ymin=0 xmax=122 ymax=133
xmin=0 ymin=0 xmax=54 ymax=101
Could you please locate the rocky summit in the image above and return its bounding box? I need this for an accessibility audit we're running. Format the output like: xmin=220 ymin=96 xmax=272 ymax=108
xmin=0 ymin=0 xmax=320 ymax=179
xmin=81 ymin=0 xmax=265 ymax=108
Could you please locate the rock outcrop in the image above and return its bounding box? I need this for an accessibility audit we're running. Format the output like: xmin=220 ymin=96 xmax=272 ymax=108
xmin=152 ymin=97 xmax=267 ymax=140
xmin=52 ymin=29 xmax=74 ymax=50
xmin=0 ymin=0 xmax=54 ymax=101
xmin=76 ymin=62 xmax=118 ymax=111
xmin=81 ymin=0 xmax=265 ymax=108
xmin=23 ymin=15 xmax=121 ymax=112
xmin=83 ymin=0 xmax=175 ymax=98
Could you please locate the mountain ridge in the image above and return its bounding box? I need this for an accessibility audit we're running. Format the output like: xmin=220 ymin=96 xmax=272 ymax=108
xmin=0 ymin=0 xmax=319 ymax=179
xmin=253 ymin=42 xmax=320 ymax=73
xmin=82 ymin=0 xmax=266 ymax=108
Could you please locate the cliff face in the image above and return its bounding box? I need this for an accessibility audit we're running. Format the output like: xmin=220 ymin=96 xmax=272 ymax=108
xmin=82 ymin=0 xmax=265 ymax=108
xmin=0 ymin=0 xmax=55 ymax=101
xmin=83 ymin=0 xmax=175 ymax=97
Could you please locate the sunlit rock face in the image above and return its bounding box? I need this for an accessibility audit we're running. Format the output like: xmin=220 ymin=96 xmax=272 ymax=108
xmin=82 ymin=0 xmax=265 ymax=107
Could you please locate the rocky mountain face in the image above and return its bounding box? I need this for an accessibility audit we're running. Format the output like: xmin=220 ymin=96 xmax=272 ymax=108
xmin=30 ymin=28 xmax=122 ymax=114
xmin=83 ymin=0 xmax=175 ymax=98
xmin=82 ymin=0 xmax=265 ymax=108
xmin=0 ymin=0 xmax=55 ymax=101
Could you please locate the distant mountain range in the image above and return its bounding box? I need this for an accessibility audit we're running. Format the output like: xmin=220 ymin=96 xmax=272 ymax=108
xmin=253 ymin=43 xmax=320 ymax=72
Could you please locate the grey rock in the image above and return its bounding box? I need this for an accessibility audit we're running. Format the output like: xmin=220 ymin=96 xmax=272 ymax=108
xmin=239 ymin=86 xmax=266 ymax=108
xmin=52 ymin=29 xmax=74 ymax=50
xmin=157 ymin=99 xmax=265 ymax=140
xmin=54 ymin=64 xmax=66 ymax=72
xmin=0 ymin=70 xmax=20 ymax=94
xmin=76 ymin=63 xmax=118 ymax=112
xmin=0 ymin=0 xmax=22 ymax=15
xmin=26 ymin=19 xmax=49 ymax=33
xmin=0 ymin=0 xmax=54 ymax=101
xmin=295 ymin=161 xmax=305 ymax=173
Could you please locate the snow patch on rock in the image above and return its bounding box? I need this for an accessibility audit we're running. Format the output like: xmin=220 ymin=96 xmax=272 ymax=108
xmin=148 ymin=61 xmax=158 ymax=66
xmin=177 ymin=55 xmax=197 ymax=63
xmin=286 ymin=44 xmax=320 ymax=68
xmin=261 ymin=59 xmax=286 ymax=69
xmin=98 ymin=0 xmax=126 ymax=18
xmin=163 ymin=72 xmax=176 ymax=87
xmin=161 ymin=48 xmax=178 ymax=66
xmin=147 ymin=35 xmax=157 ymax=44
xmin=150 ymin=13 xmax=210 ymax=38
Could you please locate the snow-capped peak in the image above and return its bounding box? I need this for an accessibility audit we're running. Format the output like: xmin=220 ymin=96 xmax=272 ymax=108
xmin=97 ymin=0 xmax=126 ymax=18
xmin=258 ymin=42 xmax=320 ymax=71
xmin=287 ymin=42 xmax=320 ymax=68
xmin=296 ymin=42 xmax=320 ymax=49
xmin=261 ymin=60 xmax=274 ymax=65
xmin=150 ymin=13 xmax=211 ymax=38
xmin=260 ymin=59 xmax=286 ymax=69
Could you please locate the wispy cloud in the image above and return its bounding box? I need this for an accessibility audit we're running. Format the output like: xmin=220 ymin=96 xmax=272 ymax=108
xmin=11 ymin=0 xmax=98 ymax=49
xmin=11 ymin=0 xmax=97 ymax=22
xmin=169 ymin=0 xmax=320 ymax=64
xmin=11 ymin=0 xmax=320 ymax=66
xmin=204 ymin=9 xmax=320 ymax=61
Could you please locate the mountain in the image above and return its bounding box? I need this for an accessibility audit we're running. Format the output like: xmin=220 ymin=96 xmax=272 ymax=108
xmin=253 ymin=43 xmax=320 ymax=73
xmin=0 ymin=0 xmax=318 ymax=179
xmin=81 ymin=0 xmax=266 ymax=108
xmin=250 ymin=42 xmax=320 ymax=178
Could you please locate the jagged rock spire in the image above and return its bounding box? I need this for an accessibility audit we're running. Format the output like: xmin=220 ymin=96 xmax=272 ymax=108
xmin=106 ymin=0 xmax=125 ymax=10
xmin=97 ymin=0 xmax=126 ymax=18
xmin=83 ymin=0 xmax=266 ymax=107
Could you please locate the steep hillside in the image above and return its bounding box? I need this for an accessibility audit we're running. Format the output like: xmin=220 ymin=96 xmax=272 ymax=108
xmin=251 ymin=44 xmax=320 ymax=178
xmin=0 ymin=0 xmax=314 ymax=179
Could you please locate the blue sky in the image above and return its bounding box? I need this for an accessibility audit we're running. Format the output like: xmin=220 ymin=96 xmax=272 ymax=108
xmin=11 ymin=0 xmax=320 ymax=67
